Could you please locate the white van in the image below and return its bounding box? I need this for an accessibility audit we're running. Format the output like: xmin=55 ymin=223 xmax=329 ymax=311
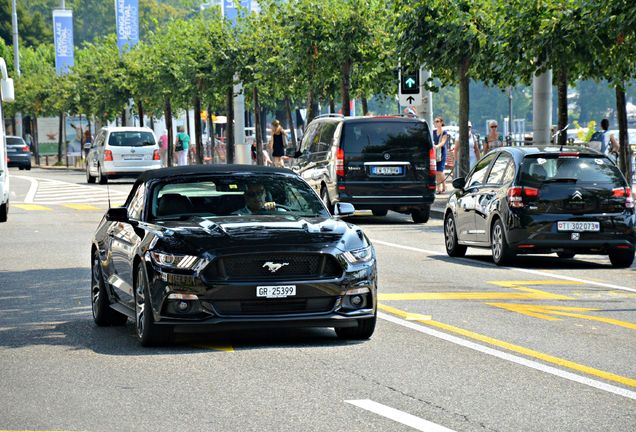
xmin=1 ymin=58 xmax=15 ymax=223
xmin=86 ymin=126 xmax=162 ymax=184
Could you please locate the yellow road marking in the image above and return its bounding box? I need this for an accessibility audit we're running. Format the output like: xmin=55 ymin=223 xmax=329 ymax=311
xmin=405 ymin=312 xmax=432 ymax=321
xmin=488 ymin=303 xmax=636 ymax=330
xmin=378 ymin=303 xmax=636 ymax=388
xmin=192 ymin=344 xmax=234 ymax=352
xmin=12 ymin=204 xmax=51 ymax=211
xmin=62 ymin=203 xmax=100 ymax=211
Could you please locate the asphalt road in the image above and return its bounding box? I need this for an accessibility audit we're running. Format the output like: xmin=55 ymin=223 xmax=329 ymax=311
xmin=0 ymin=168 xmax=634 ymax=432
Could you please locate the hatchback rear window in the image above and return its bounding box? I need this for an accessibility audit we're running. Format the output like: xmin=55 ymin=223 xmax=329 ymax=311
xmin=108 ymin=132 xmax=155 ymax=147
xmin=341 ymin=121 xmax=430 ymax=154
xmin=6 ymin=137 xmax=25 ymax=146
xmin=519 ymin=154 xmax=625 ymax=188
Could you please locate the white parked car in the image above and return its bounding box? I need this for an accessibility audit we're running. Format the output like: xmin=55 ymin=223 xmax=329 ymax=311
xmin=86 ymin=127 xmax=161 ymax=184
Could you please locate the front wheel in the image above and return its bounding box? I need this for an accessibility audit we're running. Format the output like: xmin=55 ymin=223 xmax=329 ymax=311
xmin=91 ymin=252 xmax=127 ymax=326
xmin=0 ymin=201 xmax=8 ymax=223
xmin=335 ymin=313 xmax=376 ymax=340
xmin=135 ymin=264 xmax=170 ymax=346
xmin=97 ymin=165 xmax=108 ymax=184
xmin=491 ymin=219 xmax=515 ymax=266
xmin=411 ymin=206 xmax=430 ymax=224
xmin=608 ymin=250 xmax=635 ymax=268
xmin=444 ymin=213 xmax=467 ymax=257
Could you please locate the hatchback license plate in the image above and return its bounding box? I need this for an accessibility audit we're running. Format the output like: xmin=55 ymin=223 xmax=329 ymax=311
xmin=123 ymin=155 xmax=143 ymax=160
xmin=256 ymin=285 xmax=296 ymax=298
xmin=557 ymin=221 xmax=600 ymax=232
xmin=372 ymin=166 xmax=402 ymax=175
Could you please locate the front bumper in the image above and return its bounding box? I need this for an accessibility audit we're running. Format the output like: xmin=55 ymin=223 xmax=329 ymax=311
xmin=146 ymin=259 xmax=377 ymax=329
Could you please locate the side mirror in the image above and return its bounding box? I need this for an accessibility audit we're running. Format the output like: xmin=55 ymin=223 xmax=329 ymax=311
xmin=106 ymin=207 xmax=129 ymax=222
xmin=334 ymin=202 xmax=355 ymax=217
xmin=452 ymin=177 xmax=466 ymax=190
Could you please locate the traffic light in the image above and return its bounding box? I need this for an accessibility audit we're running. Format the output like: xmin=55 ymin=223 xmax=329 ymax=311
xmin=400 ymin=70 xmax=419 ymax=95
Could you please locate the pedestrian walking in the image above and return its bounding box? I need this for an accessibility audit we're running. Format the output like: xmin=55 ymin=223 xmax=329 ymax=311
xmin=452 ymin=121 xmax=480 ymax=173
xmin=433 ymin=116 xmax=450 ymax=194
xmin=83 ymin=129 xmax=92 ymax=159
xmin=484 ymin=120 xmax=504 ymax=154
xmin=174 ymin=126 xmax=190 ymax=166
xmin=159 ymin=130 xmax=168 ymax=167
xmin=599 ymin=118 xmax=619 ymax=161
xmin=268 ymin=119 xmax=287 ymax=168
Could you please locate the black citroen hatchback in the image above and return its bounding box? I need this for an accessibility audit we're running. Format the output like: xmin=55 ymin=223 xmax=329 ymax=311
xmin=444 ymin=146 xmax=635 ymax=267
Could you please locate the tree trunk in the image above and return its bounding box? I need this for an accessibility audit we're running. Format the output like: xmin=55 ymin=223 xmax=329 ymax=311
xmin=149 ymin=116 xmax=154 ymax=130
xmin=165 ymin=97 xmax=174 ymax=167
xmin=306 ymin=88 xmax=317 ymax=123
xmin=57 ymin=112 xmax=64 ymax=162
xmin=615 ymin=85 xmax=632 ymax=184
xmin=194 ymin=96 xmax=203 ymax=164
xmin=557 ymin=69 xmax=568 ymax=147
xmin=226 ymin=86 xmax=235 ymax=164
xmin=254 ymin=87 xmax=263 ymax=166
xmin=329 ymin=83 xmax=336 ymax=114
xmin=361 ymin=96 xmax=369 ymax=116
xmin=33 ymin=116 xmax=40 ymax=165
xmin=207 ymin=104 xmax=213 ymax=162
xmin=260 ymin=107 xmax=268 ymax=142
xmin=137 ymin=100 xmax=144 ymax=127
xmin=458 ymin=60 xmax=470 ymax=178
xmin=285 ymin=96 xmax=297 ymax=150
xmin=121 ymin=108 xmax=126 ymax=127
xmin=341 ymin=60 xmax=352 ymax=116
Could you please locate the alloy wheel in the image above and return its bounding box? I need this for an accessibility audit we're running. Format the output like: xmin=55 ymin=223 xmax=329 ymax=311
xmin=492 ymin=224 xmax=503 ymax=261
xmin=91 ymin=255 xmax=101 ymax=318
xmin=445 ymin=217 xmax=456 ymax=251
xmin=135 ymin=267 xmax=146 ymax=339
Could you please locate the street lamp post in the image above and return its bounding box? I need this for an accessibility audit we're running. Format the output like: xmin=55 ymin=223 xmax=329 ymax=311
xmin=11 ymin=0 xmax=22 ymax=137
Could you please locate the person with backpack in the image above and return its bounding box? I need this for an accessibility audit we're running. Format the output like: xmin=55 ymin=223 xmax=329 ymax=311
xmin=596 ymin=119 xmax=619 ymax=162
xmin=174 ymin=125 xmax=190 ymax=166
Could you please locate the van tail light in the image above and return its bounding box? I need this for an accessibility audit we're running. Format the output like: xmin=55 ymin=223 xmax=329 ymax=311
xmin=153 ymin=149 xmax=160 ymax=160
xmin=612 ymin=187 xmax=634 ymax=209
xmin=429 ymin=148 xmax=436 ymax=174
xmin=507 ymin=186 xmax=539 ymax=208
xmin=336 ymin=148 xmax=345 ymax=177
xmin=104 ymin=150 xmax=113 ymax=161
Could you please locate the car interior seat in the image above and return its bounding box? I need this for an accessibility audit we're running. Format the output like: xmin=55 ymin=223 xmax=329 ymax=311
xmin=156 ymin=193 xmax=193 ymax=217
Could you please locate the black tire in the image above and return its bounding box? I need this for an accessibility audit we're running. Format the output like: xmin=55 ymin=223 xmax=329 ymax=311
xmin=26 ymin=164 xmax=31 ymax=171
xmin=0 ymin=201 xmax=8 ymax=223
xmin=372 ymin=209 xmax=388 ymax=217
xmin=86 ymin=164 xmax=95 ymax=184
xmin=557 ymin=252 xmax=576 ymax=259
xmin=18 ymin=166 xmax=24 ymax=171
xmin=97 ymin=165 xmax=108 ymax=184
xmin=411 ymin=206 xmax=430 ymax=224
xmin=91 ymin=252 xmax=127 ymax=326
xmin=491 ymin=219 xmax=516 ymax=266
xmin=135 ymin=264 xmax=170 ymax=346
xmin=320 ymin=186 xmax=333 ymax=213
xmin=444 ymin=213 xmax=467 ymax=257
xmin=608 ymin=250 xmax=635 ymax=268
xmin=335 ymin=313 xmax=376 ymax=340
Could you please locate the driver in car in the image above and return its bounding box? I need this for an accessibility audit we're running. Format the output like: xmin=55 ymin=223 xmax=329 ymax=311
xmin=236 ymin=183 xmax=278 ymax=214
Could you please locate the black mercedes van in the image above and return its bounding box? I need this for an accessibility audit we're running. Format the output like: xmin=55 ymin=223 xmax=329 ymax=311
xmin=291 ymin=115 xmax=436 ymax=223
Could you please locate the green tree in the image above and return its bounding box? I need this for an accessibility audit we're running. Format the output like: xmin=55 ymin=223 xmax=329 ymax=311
xmin=0 ymin=0 xmax=52 ymax=47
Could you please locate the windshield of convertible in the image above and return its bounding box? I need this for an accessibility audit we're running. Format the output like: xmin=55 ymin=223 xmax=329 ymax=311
xmin=151 ymin=174 xmax=329 ymax=221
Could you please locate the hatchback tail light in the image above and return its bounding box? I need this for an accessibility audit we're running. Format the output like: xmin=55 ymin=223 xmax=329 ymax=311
xmin=153 ymin=149 xmax=160 ymax=160
xmin=336 ymin=148 xmax=345 ymax=177
xmin=21 ymin=145 xmax=30 ymax=152
xmin=507 ymin=186 xmax=539 ymax=208
xmin=104 ymin=150 xmax=113 ymax=161
xmin=612 ymin=187 xmax=634 ymax=209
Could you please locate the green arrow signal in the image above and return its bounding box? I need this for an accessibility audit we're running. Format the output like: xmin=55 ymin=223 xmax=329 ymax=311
xmin=405 ymin=77 xmax=416 ymax=88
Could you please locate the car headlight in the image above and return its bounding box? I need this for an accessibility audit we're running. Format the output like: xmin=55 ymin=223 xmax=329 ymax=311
xmin=342 ymin=246 xmax=373 ymax=264
xmin=150 ymin=251 xmax=204 ymax=270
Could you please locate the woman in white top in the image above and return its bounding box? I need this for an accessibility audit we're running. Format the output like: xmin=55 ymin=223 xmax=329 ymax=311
xmin=483 ymin=120 xmax=503 ymax=154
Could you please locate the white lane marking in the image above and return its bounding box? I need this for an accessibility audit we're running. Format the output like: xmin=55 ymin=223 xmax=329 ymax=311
xmin=371 ymin=239 xmax=636 ymax=293
xmin=346 ymin=399 xmax=457 ymax=432
xmin=9 ymin=175 xmax=128 ymax=204
xmin=10 ymin=174 xmax=39 ymax=203
xmin=379 ymin=312 xmax=636 ymax=401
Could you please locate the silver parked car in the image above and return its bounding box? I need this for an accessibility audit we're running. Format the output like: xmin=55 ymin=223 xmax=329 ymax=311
xmin=86 ymin=127 xmax=161 ymax=184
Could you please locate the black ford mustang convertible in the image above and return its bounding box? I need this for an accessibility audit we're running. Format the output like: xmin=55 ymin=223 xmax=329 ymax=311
xmin=91 ymin=165 xmax=377 ymax=346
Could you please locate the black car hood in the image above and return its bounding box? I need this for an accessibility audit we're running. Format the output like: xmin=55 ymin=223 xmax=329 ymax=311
xmin=150 ymin=215 xmax=352 ymax=254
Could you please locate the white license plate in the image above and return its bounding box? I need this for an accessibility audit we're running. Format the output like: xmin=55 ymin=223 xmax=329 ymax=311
xmin=373 ymin=166 xmax=402 ymax=175
xmin=123 ymin=155 xmax=143 ymax=160
xmin=256 ymin=285 xmax=296 ymax=298
xmin=557 ymin=221 xmax=600 ymax=232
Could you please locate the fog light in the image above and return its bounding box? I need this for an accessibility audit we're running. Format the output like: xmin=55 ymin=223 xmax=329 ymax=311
xmin=351 ymin=295 xmax=363 ymax=306
xmin=177 ymin=301 xmax=189 ymax=312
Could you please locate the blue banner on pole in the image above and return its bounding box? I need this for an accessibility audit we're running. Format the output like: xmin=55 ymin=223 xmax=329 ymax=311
xmin=223 ymin=0 xmax=251 ymax=27
xmin=52 ymin=10 xmax=74 ymax=76
xmin=115 ymin=0 xmax=139 ymax=53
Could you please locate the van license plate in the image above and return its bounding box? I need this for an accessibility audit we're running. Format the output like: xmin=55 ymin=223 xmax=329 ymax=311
xmin=372 ymin=166 xmax=402 ymax=175
xmin=557 ymin=221 xmax=600 ymax=232
xmin=256 ymin=285 xmax=296 ymax=298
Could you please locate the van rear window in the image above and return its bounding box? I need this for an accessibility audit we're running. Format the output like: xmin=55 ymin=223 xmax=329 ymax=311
xmin=519 ymin=154 xmax=625 ymax=188
xmin=108 ymin=132 xmax=156 ymax=147
xmin=341 ymin=121 xmax=430 ymax=154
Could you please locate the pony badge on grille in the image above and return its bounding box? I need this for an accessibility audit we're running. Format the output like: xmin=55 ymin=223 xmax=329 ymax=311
xmin=262 ymin=262 xmax=289 ymax=273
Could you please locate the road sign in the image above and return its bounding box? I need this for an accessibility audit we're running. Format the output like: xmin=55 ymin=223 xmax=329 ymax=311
xmin=398 ymin=69 xmax=421 ymax=107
